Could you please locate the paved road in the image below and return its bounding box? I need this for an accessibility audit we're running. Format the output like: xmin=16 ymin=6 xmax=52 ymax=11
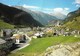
xmin=11 ymin=39 xmax=30 ymax=53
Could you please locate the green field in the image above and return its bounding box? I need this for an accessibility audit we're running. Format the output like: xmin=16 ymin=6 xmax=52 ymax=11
xmin=9 ymin=36 xmax=80 ymax=56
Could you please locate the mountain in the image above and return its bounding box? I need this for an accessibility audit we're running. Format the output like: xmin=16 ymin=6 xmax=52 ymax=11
xmin=0 ymin=3 xmax=59 ymax=28
xmin=50 ymin=12 xmax=66 ymax=19
xmin=0 ymin=3 xmax=43 ymax=28
xmin=64 ymin=8 xmax=80 ymax=22
xmin=14 ymin=6 xmax=59 ymax=25
xmin=63 ymin=8 xmax=80 ymax=30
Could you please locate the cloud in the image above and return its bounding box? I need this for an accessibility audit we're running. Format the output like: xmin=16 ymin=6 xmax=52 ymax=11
xmin=41 ymin=8 xmax=53 ymax=13
xmin=64 ymin=8 xmax=69 ymax=10
xmin=41 ymin=8 xmax=69 ymax=15
xmin=22 ymin=4 xmax=40 ymax=9
xmin=75 ymin=0 xmax=80 ymax=4
xmin=76 ymin=4 xmax=80 ymax=7
xmin=53 ymin=8 xmax=69 ymax=15
xmin=43 ymin=8 xmax=53 ymax=11
xmin=37 ymin=8 xmax=69 ymax=15
xmin=22 ymin=4 xmax=69 ymax=15
xmin=74 ymin=0 xmax=80 ymax=7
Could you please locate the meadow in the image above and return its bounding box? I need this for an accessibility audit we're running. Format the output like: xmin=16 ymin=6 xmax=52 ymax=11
xmin=9 ymin=36 xmax=80 ymax=56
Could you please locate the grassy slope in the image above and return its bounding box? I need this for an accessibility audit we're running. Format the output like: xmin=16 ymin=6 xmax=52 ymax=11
xmin=63 ymin=16 xmax=80 ymax=30
xmin=9 ymin=36 xmax=80 ymax=56
xmin=0 ymin=20 xmax=14 ymax=29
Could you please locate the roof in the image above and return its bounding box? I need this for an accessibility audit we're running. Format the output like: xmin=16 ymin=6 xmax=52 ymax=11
xmin=0 ymin=38 xmax=6 ymax=44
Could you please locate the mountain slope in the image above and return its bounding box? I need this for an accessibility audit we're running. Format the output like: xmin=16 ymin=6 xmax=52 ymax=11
xmin=14 ymin=6 xmax=59 ymax=25
xmin=0 ymin=3 xmax=43 ymax=27
xmin=64 ymin=8 xmax=80 ymax=22
xmin=63 ymin=8 xmax=80 ymax=30
xmin=0 ymin=20 xmax=14 ymax=29
xmin=50 ymin=12 xmax=66 ymax=19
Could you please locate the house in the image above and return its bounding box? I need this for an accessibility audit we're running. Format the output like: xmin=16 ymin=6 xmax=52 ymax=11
xmin=0 ymin=38 xmax=7 ymax=56
xmin=12 ymin=32 xmax=29 ymax=44
xmin=0 ymin=38 xmax=6 ymax=49
xmin=0 ymin=38 xmax=14 ymax=56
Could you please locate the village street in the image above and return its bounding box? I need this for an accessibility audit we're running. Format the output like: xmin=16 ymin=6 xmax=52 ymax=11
xmin=11 ymin=39 xmax=30 ymax=53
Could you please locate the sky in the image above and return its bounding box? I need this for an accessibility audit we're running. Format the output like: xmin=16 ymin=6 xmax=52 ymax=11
xmin=0 ymin=0 xmax=80 ymax=15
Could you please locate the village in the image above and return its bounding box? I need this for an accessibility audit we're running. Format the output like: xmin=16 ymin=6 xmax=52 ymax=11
xmin=0 ymin=0 xmax=80 ymax=56
xmin=0 ymin=26 xmax=80 ymax=56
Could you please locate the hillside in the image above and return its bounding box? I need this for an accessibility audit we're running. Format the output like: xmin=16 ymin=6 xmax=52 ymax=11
xmin=63 ymin=8 xmax=80 ymax=30
xmin=14 ymin=6 xmax=59 ymax=25
xmin=50 ymin=12 xmax=66 ymax=19
xmin=0 ymin=20 xmax=14 ymax=29
xmin=0 ymin=3 xmax=60 ymax=28
xmin=0 ymin=3 xmax=43 ymax=28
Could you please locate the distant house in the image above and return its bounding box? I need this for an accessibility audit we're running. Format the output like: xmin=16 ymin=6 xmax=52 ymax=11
xmin=3 ymin=29 xmax=13 ymax=38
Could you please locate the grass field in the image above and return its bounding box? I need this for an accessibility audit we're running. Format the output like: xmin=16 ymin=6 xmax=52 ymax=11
xmin=9 ymin=36 xmax=80 ymax=56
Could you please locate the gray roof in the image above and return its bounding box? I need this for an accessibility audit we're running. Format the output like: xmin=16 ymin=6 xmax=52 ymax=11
xmin=0 ymin=38 xmax=6 ymax=44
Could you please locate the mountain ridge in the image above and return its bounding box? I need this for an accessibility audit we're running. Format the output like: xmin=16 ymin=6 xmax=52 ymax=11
xmin=14 ymin=6 xmax=59 ymax=25
xmin=0 ymin=3 xmax=43 ymax=28
xmin=63 ymin=8 xmax=80 ymax=30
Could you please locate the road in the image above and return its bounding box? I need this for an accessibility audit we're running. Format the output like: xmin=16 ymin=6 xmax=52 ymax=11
xmin=11 ymin=39 xmax=30 ymax=53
